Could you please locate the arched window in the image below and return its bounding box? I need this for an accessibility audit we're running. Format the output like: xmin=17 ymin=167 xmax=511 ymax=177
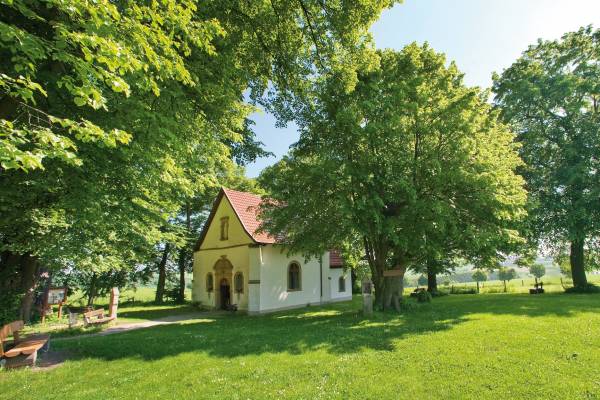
xmin=338 ymin=275 xmax=346 ymax=292
xmin=288 ymin=262 xmax=301 ymax=291
xmin=206 ymin=273 xmax=214 ymax=292
xmin=220 ymin=217 xmax=229 ymax=240
xmin=234 ymin=272 xmax=244 ymax=294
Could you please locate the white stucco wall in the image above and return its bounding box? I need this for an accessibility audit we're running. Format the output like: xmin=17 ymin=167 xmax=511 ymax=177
xmin=329 ymin=267 xmax=352 ymax=301
xmin=192 ymin=195 xmax=354 ymax=313
xmin=257 ymin=245 xmax=322 ymax=313
xmin=247 ymin=246 xmax=262 ymax=313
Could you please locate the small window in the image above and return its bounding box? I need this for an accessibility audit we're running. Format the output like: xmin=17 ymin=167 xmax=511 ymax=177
xmin=234 ymin=272 xmax=244 ymax=294
xmin=339 ymin=275 xmax=346 ymax=292
xmin=220 ymin=217 xmax=229 ymax=240
xmin=206 ymin=273 xmax=214 ymax=292
xmin=288 ymin=262 xmax=301 ymax=291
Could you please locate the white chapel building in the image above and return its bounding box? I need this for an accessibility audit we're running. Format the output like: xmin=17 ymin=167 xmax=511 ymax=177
xmin=192 ymin=188 xmax=352 ymax=314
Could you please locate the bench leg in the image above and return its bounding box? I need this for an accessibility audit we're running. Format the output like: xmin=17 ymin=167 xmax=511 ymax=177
xmin=4 ymin=352 xmax=37 ymax=369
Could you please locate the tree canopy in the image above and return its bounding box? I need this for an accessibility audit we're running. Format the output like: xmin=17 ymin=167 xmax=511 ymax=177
xmin=259 ymin=44 xmax=527 ymax=310
xmin=472 ymin=269 xmax=487 ymax=283
xmin=493 ymin=26 xmax=600 ymax=289
xmin=528 ymin=263 xmax=546 ymax=280
xmin=0 ymin=0 xmax=397 ymax=322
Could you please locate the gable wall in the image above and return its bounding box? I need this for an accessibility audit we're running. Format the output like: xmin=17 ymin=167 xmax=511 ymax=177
xmin=192 ymin=247 xmax=251 ymax=309
xmin=199 ymin=195 xmax=254 ymax=250
xmin=193 ymin=194 xmax=254 ymax=309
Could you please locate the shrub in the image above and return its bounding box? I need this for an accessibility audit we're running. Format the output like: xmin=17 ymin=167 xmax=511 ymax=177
xmin=164 ymin=287 xmax=182 ymax=302
xmin=450 ymin=287 xmax=477 ymax=295
xmin=416 ymin=290 xmax=432 ymax=303
xmin=484 ymin=286 xmax=515 ymax=294
xmin=0 ymin=291 xmax=22 ymax=326
xmin=564 ymin=284 xmax=600 ymax=294
xmin=429 ymin=289 xmax=448 ymax=297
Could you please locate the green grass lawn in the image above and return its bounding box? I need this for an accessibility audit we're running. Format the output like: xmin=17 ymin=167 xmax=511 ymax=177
xmin=2 ymin=293 xmax=600 ymax=399
xmin=408 ymin=274 xmax=600 ymax=294
xmin=21 ymin=286 xmax=195 ymax=337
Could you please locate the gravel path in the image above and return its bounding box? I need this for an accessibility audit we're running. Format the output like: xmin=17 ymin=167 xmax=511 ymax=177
xmin=55 ymin=312 xmax=209 ymax=340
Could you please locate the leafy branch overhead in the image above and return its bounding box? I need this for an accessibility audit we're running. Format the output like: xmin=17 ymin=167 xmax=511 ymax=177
xmin=0 ymin=0 xmax=398 ymax=321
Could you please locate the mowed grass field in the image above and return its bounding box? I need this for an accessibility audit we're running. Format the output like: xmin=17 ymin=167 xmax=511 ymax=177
xmin=2 ymin=293 xmax=600 ymax=399
xmin=406 ymin=274 xmax=600 ymax=294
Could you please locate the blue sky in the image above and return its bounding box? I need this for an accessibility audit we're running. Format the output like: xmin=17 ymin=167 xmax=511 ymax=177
xmin=245 ymin=0 xmax=600 ymax=177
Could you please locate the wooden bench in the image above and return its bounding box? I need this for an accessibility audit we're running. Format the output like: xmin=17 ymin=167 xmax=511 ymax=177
xmin=0 ymin=321 xmax=49 ymax=369
xmin=83 ymin=309 xmax=114 ymax=327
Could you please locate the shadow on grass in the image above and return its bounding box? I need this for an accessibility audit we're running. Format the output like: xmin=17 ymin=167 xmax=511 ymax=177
xmin=53 ymin=293 xmax=600 ymax=362
xmin=116 ymin=303 xmax=197 ymax=321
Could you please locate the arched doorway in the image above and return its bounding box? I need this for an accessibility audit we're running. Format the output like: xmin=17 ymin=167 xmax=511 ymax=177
xmin=219 ymin=278 xmax=231 ymax=310
xmin=213 ymin=256 xmax=233 ymax=310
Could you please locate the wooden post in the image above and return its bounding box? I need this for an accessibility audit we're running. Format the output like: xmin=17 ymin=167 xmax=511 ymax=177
xmin=109 ymin=287 xmax=119 ymax=320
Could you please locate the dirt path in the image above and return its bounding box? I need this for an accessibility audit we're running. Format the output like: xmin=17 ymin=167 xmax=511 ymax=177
xmin=55 ymin=312 xmax=209 ymax=341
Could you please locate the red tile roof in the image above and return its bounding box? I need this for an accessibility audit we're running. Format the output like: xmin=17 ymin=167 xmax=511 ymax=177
xmin=196 ymin=188 xmax=343 ymax=267
xmin=222 ymin=188 xmax=276 ymax=244
xmin=329 ymin=249 xmax=344 ymax=268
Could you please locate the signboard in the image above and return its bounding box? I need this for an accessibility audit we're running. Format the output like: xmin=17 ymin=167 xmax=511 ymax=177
xmin=42 ymin=287 xmax=68 ymax=323
xmin=47 ymin=287 xmax=67 ymax=305
xmin=383 ymin=269 xmax=404 ymax=277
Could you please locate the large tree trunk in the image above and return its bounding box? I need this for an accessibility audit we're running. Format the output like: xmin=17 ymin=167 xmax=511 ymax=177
xmin=176 ymin=247 xmax=187 ymax=304
xmin=383 ymin=261 xmax=407 ymax=312
xmin=87 ymin=272 xmax=98 ymax=307
xmin=373 ymin=276 xmax=385 ymax=310
xmin=383 ymin=274 xmax=405 ymax=312
xmin=155 ymin=243 xmax=170 ymax=303
xmin=175 ymin=203 xmax=192 ymax=304
xmin=570 ymin=239 xmax=588 ymax=288
xmin=20 ymin=254 xmax=39 ymax=323
xmin=427 ymin=269 xmax=438 ymax=293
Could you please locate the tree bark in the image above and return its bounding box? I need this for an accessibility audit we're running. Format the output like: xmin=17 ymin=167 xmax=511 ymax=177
xmin=176 ymin=247 xmax=187 ymax=304
xmin=155 ymin=243 xmax=170 ymax=303
xmin=364 ymin=236 xmax=387 ymax=311
xmin=175 ymin=203 xmax=192 ymax=304
xmin=570 ymin=239 xmax=588 ymax=288
xmin=87 ymin=272 xmax=98 ymax=307
xmin=20 ymin=254 xmax=39 ymax=323
xmin=383 ymin=260 xmax=407 ymax=312
xmin=427 ymin=269 xmax=438 ymax=293
xmin=383 ymin=274 xmax=405 ymax=312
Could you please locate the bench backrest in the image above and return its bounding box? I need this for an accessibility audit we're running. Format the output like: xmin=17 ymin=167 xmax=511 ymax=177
xmin=0 ymin=320 xmax=24 ymax=357
xmin=83 ymin=309 xmax=105 ymax=321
